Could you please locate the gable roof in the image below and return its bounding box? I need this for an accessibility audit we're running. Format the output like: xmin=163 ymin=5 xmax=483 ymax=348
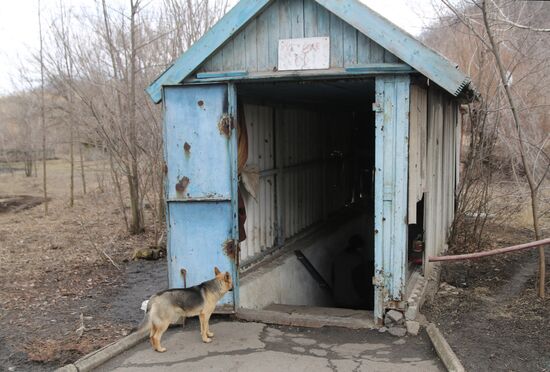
xmin=146 ymin=0 xmax=471 ymax=103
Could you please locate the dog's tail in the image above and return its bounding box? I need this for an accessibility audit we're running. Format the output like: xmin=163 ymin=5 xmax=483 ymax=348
xmin=131 ymin=296 xmax=155 ymax=333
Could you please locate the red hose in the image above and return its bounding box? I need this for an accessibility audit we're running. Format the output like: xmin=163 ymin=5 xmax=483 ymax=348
xmin=428 ymin=238 xmax=550 ymax=262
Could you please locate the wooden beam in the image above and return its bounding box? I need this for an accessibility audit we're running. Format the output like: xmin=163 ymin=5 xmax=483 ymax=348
xmin=185 ymin=65 xmax=414 ymax=84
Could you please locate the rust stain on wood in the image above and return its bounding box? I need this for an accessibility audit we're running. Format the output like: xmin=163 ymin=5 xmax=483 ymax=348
xmin=175 ymin=176 xmax=190 ymax=195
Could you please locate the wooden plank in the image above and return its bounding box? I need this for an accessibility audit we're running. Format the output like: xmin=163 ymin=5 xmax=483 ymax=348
xmin=163 ymin=84 xmax=236 ymax=306
xmin=209 ymin=49 xmax=224 ymax=71
xmin=343 ymin=23 xmax=357 ymax=66
xmin=222 ymin=40 xmax=235 ymax=72
xmin=346 ymin=63 xmax=413 ymax=73
xmin=279 ymin=0 xmax=292 ymax=40
xmin=316 ymin=1 xmax=330 ymax=36
xmin=266 ymin=2 xmax=280 ymax=71
xmin=373 ymin=75 xmax=410 ymax=320
xmin=329 ymin=12 xmax=344 ymax=67
xmin=384 ymin=50 xmax=399 ymax=63
xmin=370 ymin=41 xmax=384 ymax=63
xmin=245 ymin=19 xmax=258 ymax=72
xmin=233 ymin=29 xmax=247 ymax=70
xmin=408 ymin=85 xmax=427 ymax=224
xmin=290 ymin=0 xmax=305 ymax=38
xmin=147 ymin=0 xmax=271 ymax=103
xmin=196 ymin=70 xmax=248 ymax=79
xmin=357 ymin=32 xmax=371 ymax=64
xmin=256 ymin=7 xmax=270 ymax=71
xmin=314 ymin=0 xmax=470 ymax=97
xmin=304 ymin=0 xmax=318 ymax=37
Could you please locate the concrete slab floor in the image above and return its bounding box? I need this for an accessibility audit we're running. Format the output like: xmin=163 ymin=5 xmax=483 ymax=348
xmin=97 ymin=318 xmax=444 ymax=371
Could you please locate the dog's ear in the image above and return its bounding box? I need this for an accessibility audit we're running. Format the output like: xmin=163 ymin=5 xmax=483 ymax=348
xmin=224 ymin=272 xmax=231 ymax=282
xmin=214 ymin=267 xmax=221 ymax=275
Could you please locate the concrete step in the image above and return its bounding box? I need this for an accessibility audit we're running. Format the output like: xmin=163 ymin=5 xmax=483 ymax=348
xmin=237 ymin=304 xmax=375 ymax=330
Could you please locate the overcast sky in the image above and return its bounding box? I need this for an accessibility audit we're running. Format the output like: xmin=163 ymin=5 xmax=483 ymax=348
xmin=0 ymin=0 xmax=438 ymax=95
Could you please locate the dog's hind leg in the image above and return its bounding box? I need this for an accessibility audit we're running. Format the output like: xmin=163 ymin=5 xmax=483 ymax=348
xmin=149 ymin=323 xmax=158 ymax=350
xmin=151 ymin=320 xmax=169 ymax=352
xmin=199 ymin=313 xmax=212 ymax=343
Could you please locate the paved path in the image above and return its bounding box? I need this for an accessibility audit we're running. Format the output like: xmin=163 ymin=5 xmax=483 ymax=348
xmin=98 ymin=319 xmax=443 ymax=372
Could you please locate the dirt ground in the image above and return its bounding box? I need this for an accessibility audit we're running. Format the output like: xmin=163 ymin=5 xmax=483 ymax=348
xmin=1 ymin=159 xmax=548 ymax=371
xmin=424 ymin=222 xmax=550 ymax=371
xmin=0 ymin=160 xmax=167 ymax=371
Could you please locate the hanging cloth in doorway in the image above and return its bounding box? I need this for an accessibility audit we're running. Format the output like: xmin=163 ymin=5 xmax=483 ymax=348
xmin=237 ymin=103 xmax=248 ymax=242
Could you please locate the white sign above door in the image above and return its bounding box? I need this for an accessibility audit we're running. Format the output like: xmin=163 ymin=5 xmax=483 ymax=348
xmin=278 ymin=37 xmax=330 ymax=71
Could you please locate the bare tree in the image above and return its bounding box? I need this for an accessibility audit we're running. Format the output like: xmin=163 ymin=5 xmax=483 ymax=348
xmin=439 ymin=0 xmax=549 ymax=298
xmin=5 ymin=0 xmax=229 ymax=237
xmin=38 ymin=0 xmax=48 ymax=214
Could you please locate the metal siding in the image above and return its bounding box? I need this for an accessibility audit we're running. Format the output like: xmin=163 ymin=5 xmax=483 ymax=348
xmin=164 ymin=85 xmax=237 ymax=307
xmin=240 ymin=104 xmax=277 ymax=263
xmin=374 ymin=75 xmax=410 ymax=321
xmin=239 ymin=102 xmax=354 ymax=264
xmin=423 ymin=87 xmax=459 ymax=276
xmin=164 ymin=85 xmax=231 ymax=201
xmin=408 ymin=85 xmax=428 ymax=224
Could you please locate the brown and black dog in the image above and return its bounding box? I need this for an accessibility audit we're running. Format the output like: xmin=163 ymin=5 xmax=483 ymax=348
xmin=139 ymin=267 xmax=233 ymax=352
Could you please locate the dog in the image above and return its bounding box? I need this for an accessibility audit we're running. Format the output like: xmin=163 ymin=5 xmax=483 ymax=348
xmin=138 ymin=267 xmax=233 ymax=352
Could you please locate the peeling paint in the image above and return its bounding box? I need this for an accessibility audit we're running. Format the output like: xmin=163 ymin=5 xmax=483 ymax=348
xmin=222 ymin=239 xmax=238 ymax=262
xmin=175 ymin=176 xmax=190 ymax=195
xmin=218 ymin=114 xmax=233 ymax=138
xmin=184 ymin=142 xmax=191 ymax=155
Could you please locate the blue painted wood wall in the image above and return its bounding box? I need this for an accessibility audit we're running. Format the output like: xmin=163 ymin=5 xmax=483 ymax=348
xmin=196 ymin=0 xmax=400 ymax=76
xmin=374 ymin=75 xmax=410 ymax=322
xmin=163 ymin=84 xmax=239 ymax=309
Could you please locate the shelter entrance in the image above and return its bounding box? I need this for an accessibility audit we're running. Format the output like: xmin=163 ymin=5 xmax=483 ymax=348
xmin=237 ymin=78 xmax=380 ymax=314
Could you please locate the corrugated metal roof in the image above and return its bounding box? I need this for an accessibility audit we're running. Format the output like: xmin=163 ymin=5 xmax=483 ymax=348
xmin=146 ymin=0 xmax=473 ymax=103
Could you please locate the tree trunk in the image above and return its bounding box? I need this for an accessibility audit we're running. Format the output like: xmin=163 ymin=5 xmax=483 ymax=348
xmin=109 ymin=150 xmax=129 ymax=231
xmin=38 ymin=0 xmax=48 ymax=215
xmin=128 ymin=0 xmax=143 ymax=234
xmin=79 ymin=142 xmax=86 ymax=195
xmin=69 ymin=119 xmax=74 ymax=207
xmin=482 ymin=0 xmax=545 ymax=298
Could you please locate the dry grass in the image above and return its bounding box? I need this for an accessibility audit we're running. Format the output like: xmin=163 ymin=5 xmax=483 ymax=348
xmin=0 ymin=158 xmax=158 ymax=368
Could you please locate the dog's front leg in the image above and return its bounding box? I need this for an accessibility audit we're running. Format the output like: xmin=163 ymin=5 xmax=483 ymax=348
xmin=199 ymin=313 xmax=212 ymax=343
xmin=205 ymin=312 xmax=214 ymax=338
